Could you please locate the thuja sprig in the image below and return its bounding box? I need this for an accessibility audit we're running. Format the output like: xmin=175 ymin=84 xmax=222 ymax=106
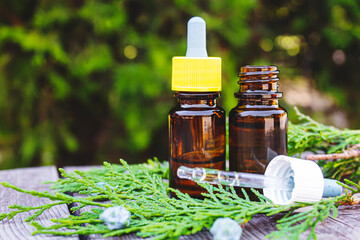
xmin=288 ymin=107 xmax=360 ymax=180
xmin=288 ymin=107 xmax=360 ymax=155
xmin=50 ymin=157 xmax=168 ymax=193
xmin=2 ymin=159 xmax=360 ymax=240
xmin=0 ymin=181 xmax=113 ymax=222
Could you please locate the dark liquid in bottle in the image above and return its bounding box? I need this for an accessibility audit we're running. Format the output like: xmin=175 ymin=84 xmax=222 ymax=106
xmin=229 ymin=111 xmax=287 ymax=173
xmin=170 ymin=153 xmax=225 ymax=198
xmin=169 ymin=92 xmax=225 ymax=198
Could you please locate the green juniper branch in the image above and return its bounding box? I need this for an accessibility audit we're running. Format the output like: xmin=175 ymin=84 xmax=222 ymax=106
xmin=2 ymin=158 xmax=360 ymax=240
xmin=1 ymin=113 xmax=360 ymax=239
xmin=288 ymin=107 xmax=360 ymax=180
xmin=288 ymin=107 xmax=360 ymax=155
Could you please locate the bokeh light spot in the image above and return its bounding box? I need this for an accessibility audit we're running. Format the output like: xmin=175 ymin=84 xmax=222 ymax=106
xmin=124 ymin=45 xmax=138 ymax=59
xmin=260 ymin=39 xmax=273 ymax=52
xmin=275 ymin=35 xmax=302 ymax=56
xmin=276 ymin=7 xmax=289 ymax=18
xmin=332 ymin=50 xmax=346 ymax=65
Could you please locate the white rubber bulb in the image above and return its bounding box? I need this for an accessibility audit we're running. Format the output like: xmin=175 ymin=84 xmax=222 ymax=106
xmin=185 ymin=17 xmax=208 ymax=57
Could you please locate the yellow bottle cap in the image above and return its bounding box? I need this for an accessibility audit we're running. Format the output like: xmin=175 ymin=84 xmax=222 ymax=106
xmin=171 ymin=17 xmax=221 ymax=92
xmin=172 ymin=57 xmax=221 ymax=92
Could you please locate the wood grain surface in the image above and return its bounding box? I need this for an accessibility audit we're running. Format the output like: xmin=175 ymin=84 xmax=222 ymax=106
xmin=2 ymin=165 xmax=360 ymax=240
xmin=63 ymin=166 xmax=360 ymax=240
xmin=0 ymin=166 xmax=78 ymax=240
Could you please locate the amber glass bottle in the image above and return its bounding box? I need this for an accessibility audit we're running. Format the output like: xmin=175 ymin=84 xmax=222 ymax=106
xmin=169 ymin=17 xmax=225 ymax=198
xmin=169 ymin=92 xmax=225 ymax=198
xmin=229 ymin=66 xmax=287 ymax=197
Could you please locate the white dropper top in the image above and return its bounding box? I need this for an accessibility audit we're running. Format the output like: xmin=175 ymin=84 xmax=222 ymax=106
xmin=177 ymin=156 xmax=343 ymax=205
xmin=171 ymin=16 xmax=221 ymax=91
xmin=185 ymin=17 xmax=208 ymax=57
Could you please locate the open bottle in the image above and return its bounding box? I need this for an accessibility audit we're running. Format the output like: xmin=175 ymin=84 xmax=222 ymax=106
xmin=229 ymin=65 xmax=287 ymax=199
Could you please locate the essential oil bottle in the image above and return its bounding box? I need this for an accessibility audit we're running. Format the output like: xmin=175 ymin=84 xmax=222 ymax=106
xmin=229 ymin=66 xmax=287 ymax=197
xmin=169 ymin=17 xmax=225 ymax=198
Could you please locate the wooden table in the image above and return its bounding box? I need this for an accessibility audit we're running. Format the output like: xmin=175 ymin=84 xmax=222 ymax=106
xmin=1 ymin=166 xmax=360 ymax=240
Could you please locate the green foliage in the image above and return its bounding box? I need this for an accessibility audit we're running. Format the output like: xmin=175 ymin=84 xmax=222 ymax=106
xmin=1 ymin=0 xmax=360 ymax=168
xmin=288 ymin=107 xmax=360 ymax=156
xmin=0 ymin=0 xmax=180 ymax=167
xmin=1 ymin=159 xmax=359 ymax=239
xmin=288 ymin=107 xmax=360 ymax=180
xmin=267 ymin=196 xmax=340 ymax=239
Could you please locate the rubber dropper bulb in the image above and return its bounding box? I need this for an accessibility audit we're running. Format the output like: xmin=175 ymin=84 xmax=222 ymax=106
xmin=323 ymin=178 xmax=342 ymax=197
xmin=186 ymin=17 xmax=208 ymax=57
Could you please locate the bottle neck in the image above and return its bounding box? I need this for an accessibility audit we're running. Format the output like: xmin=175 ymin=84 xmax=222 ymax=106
xmin=238 ymin=99 xmax=279 ymax=107
xmin=235 ymin=66 xmax=282 ymax=107
xmin=175 ymin=92 xmax=220 ymax=107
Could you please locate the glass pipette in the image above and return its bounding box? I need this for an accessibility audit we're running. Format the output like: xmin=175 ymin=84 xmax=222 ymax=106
xmin=177 ymin=165 xmax=341 ymax=199
xmin=177 ymin=166 xmax=294 ymax=193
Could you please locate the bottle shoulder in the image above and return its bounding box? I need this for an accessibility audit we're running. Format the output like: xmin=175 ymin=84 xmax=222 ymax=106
xmin=169 ymin=104 xmax=225 ymax=117
xmin=229 ymin=106 xmax=287 ymax=118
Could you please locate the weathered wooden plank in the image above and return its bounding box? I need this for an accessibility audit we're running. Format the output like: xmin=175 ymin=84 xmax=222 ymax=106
xmin=1 ymin=162 xmax=359 ymax=240
xmin=0 ymin=166 xmax=78 ymax=240
xmin=243 ymin=204 xmax=360 ymax=240
xmin=307 ymin=204 xmax=360 ymax=240
xmin=63 ymin=166 xmax=360 ymax=240
xmin=242 ymin=213 xmax=285 ymax=239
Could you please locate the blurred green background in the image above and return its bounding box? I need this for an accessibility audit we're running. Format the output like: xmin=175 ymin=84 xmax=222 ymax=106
xmin=0 ymin=0 xmax=359 ymax=169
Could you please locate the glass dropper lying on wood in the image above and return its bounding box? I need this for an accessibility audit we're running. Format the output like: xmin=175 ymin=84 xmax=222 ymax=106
xmin=178 ymin=166 xmax=295 ymax=191
xmin=177 ymin=155 xmax=343 ymax=205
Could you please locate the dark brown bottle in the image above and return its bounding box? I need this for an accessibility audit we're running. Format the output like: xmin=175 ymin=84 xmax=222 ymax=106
xmin=229 ymin=66 xmax=287 ymax=198
xmin=169 ymin=16 xmax=225 ymax=198
xmin=169 ymin=92 xmax=225 ymax=198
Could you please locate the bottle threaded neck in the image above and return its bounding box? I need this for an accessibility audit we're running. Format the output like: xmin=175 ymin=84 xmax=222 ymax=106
xmin=175 ymin=92 xmax=220 ymax=106
xmin=235 ymin=65 xmax=282 ymax=99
